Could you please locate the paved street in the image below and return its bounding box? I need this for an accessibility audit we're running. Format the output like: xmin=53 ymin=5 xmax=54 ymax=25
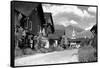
xmin=15 ymin=49 xmax=79 ymax=66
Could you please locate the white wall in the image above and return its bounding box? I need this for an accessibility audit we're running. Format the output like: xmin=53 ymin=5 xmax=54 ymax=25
xmin=0 ymin=0 xmax=99 ymax=68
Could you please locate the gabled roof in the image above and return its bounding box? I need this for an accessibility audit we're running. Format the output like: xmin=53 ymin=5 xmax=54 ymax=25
xmin=90 ymin=24 xmax=97 ymax=34
xmin=14 ymin=1 xmax=41 ymax=16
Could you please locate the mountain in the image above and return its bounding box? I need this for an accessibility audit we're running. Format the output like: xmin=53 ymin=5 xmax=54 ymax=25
xmin=65 ymin=25 xmax=84 ymax=33
xmin=54 ymin=24 xmax=65 ymax=30
xmin=77 ymin=30 xmax=94 ymax=38
xmin=48 ymin=29 xmax=65 ymax=39
xmin=48 ymin=24 xmax=65 ymax=39
xmin=48 ymin=24 xmax=93 ymax=39
xmin=64 ymin=25 xmax=93 ymax=38
xmin=54 ymin=24 xmax=84 ymax=32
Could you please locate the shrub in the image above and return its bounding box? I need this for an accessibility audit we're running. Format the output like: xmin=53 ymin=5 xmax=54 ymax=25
xmin=39 ymin=48 xmax=49 ymax=53
xmin=23 ymin=48 xmax=34 ymax=55
xmin=78 ymin=45 xmax=97 ymax=62
xmin=15 ymin=47 xmax=23 ymax=57
xmin=54 ymin=46 xmax=64 ymax=51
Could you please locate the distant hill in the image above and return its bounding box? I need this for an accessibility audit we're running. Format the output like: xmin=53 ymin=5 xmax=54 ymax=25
xmin=54 ymin=24 xmax=65 ymax=30
xmin=65 ymin=25 xmax=84 ymax=33
xmin=48 ymin=29 xmax=65 ymax=39
xmin=54 ymin=24 xmax=84 ymax=32
xmin=48 ymin=24 xmax=65 ymax=39
xmin=48 ymin=24 xmax=93 ymax=39
xmin=77 ymin=30 xmax=94 ymax=38
xmin=65 ymin=25 xmax=93 ymax=38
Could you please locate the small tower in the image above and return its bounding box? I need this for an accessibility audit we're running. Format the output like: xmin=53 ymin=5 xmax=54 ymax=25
xmin=70 ymin=28 xmax=77 ymax=48
xmin=72 ymin=28 xmax=76 ymax=39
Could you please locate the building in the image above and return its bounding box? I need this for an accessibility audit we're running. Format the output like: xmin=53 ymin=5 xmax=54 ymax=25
xmin=65 ymin=27 xmax=90 ymax=48
xmin=14 ymin=2 xmax=56 ymax=49
xmin=43 ymin=13 xmax=55 ymax=36
xmin=14 ymin=2 xmax=46 ymax=36
xmin=90 ymin=24 xmax=97 ymax=50
xmin=90 ymin=24 xmax=97 ymax=35
xmin=28 ymin=4 xmax=46 ymax=35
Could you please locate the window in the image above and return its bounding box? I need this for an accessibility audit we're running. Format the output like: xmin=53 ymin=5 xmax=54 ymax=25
xmin=29 ymin=21 xmax=32 ymax=31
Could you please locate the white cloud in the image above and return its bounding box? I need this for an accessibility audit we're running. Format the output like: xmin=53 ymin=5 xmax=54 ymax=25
xmin=83 ymin=10 xmax=94 ymax=18
xmin=55 ymin=20 xmax=78 ymax=27
xmin=88 ymin=7 xmax=96 ymax=13
xmin=70 ymin=20 xmax=78 ymax=24
xmin=42 ymin=4 xmax=94 ymax=18
xmin=55 ymin=20 xmax=70 ymax=27
xmin=61 ymin=21 xmax=69 ymax=27
xmin=85 ymin=26 xmax=93 ymax=30
xmin=42 ymin=4 xmax=96 ymax=29
xmin=85 ymin=23 xmax=95 ymax=30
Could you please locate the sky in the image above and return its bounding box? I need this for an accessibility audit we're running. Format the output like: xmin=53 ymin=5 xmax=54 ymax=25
xmin=42 ymin=4 xmax=97 ymax=30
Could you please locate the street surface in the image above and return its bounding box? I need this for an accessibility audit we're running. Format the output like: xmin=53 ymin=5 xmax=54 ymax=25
xmin=15 ymin=49 xmax=79 ymax=66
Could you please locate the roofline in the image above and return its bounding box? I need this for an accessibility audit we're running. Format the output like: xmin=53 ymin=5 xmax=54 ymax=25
xmin=11 ymin=1 xmax=98 ymax=7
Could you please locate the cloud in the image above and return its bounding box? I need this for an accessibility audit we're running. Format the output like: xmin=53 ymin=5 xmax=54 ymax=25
xmin=88 ymin=7 xmax=96 ymax=13
xmin=85 ymin=25 xmax=93 ymax=30
xmin=87 ymin=22 xmax=96 ymax=30
xmin=54 ymin=18 xmax=70 ymax=27
xmin=42 ymin=4 xmax=96 ymax=29
xmin=70 ymin=20 xmax=78 ymax=24
xmin=42 ymin=4 xmax=94 ymax=18
xmin=83 ymin=10 xmax=94 ymax=18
